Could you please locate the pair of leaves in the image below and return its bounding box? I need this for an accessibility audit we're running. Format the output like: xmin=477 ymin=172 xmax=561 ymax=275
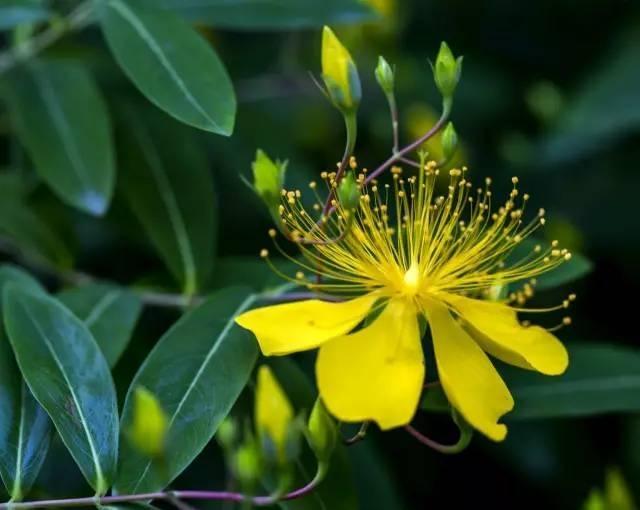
xmin=0 ymin=269 xmax=140 ymax=499
xmin=1 ymin=0 xmax=236 ymax=219
xmin=422 ymin=342 xmax=640 ymax=421
xmin=0 ymin=266 xmax=258 ymax=498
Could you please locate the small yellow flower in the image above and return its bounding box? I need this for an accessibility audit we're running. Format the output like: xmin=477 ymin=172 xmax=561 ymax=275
xmin=254 ymin=365 xmax=294 ymax=461
xmin=321 ymin=26 xmax=360 ymax=111
xmin=237 ymin=164 xmax=572 ymax=441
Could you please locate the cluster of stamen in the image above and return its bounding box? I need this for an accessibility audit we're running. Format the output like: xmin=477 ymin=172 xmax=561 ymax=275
xmin=259 ymin=157 xmax=576 ymax=331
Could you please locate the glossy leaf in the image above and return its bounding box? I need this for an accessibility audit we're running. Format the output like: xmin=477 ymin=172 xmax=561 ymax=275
xmin=157 ymin=0 xmax=376 ymax=30
xmin=0 ymin=266 xmax=52 ymax=501
xmin=58 ymin=283 xmax=142 ymax=368
xmin=115 ymin=287 xmax=258 ymax=494
xmin=1 ymin=61 xmax=115 ymax=216
xmin=3 ymin=285 xmax=119 ymax=494
xmin=0 ymin=1 xmax=50 ymax=30
xmin=422 ymin=343 xmax=640 ymax=420
xmin=0 ymin=199 xmax=72 ymax=269
xmin=116 ymin=104 xmax=217 ymax=295
xmin=100 ymin=0 xmax=236 ymax=135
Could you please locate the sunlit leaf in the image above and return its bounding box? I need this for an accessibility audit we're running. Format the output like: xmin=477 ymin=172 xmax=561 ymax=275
xmin=0 ymin=265 xmax=52 ymax=501
xmin=3 ymin=285 xmax=118 ymax=494
xmin=115 ymin=287 xmax=257 ymax=494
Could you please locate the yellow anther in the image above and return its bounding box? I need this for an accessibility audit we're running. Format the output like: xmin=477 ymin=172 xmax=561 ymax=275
xmin=260 ymin=249 xmax=269 ymax=258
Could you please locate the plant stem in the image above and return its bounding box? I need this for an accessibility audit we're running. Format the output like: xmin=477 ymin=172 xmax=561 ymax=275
xmin=364 ymin=104 xmax=450 ymax=185
xmin=0 ymin=464 xmax=327 ymax=509
xmin=321 ymin=111 xmax=357 ymax=216
xmin=0 ymin=0 xmax=94 ymax=76
xmin=386 ymin=92 xmax=400 ymax=153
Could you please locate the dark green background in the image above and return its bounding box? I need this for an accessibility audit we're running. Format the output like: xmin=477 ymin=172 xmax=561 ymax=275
xmin=1 ymin=0 xmax=639 ymax=508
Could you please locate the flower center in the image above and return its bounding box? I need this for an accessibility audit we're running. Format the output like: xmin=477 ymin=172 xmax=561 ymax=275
xmin=401 ymin=262 xmax=421 ymax=297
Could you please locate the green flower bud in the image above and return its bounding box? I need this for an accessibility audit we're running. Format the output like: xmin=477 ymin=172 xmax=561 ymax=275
xmin=252 ymin=149 xmax=286 ymax=216
xmin=126 ymin=386 xmax=168 ymax=459
xmin=233 ymin=440 xmax=263 ymax=489
xmin=217 ymin=417 xmax=238 ymax=449
xmin=375 ymin=55 xmax=394 ymax=95
xmin=433 ymin=41 xmax=463 ymax=99
xmin=322 ymin=26 xmax=361 ymax=113
xmin=337 ymin=171 xmax=360 ymax=211
xmin=306 ymin=399 xmax=337 ymax=462
xmin=441 ymin=122 xmax=458 ymax=161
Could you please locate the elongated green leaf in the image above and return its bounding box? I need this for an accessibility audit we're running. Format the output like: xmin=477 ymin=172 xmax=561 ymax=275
xmin=0 ymin=199 xmax=72 ymax=269
xmin=422 ymin=343 xmax=640 ymax=420
xmin=58 ymin=283 xmax=142 ymax=368
xmin=100 ymin=0 xmax=236 ymax=135
xmin=0 ymin=266 xmax=52 ymax=501
xmin=117 ymin=105 xmax=217 ymax=295
xmin=0 ymin=1 xmax=50 ymax=30
xmin=115 ymin=287 xmax=258 ymax=494
xmin=157 ymin=0 xmax=376 ymax=29
xmin=3 ymin=286 xmax=119 ymax=494
xmin=0 ymin=61 xmax=115 ymax=216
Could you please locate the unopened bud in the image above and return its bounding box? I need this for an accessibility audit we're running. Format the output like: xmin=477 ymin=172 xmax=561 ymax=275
xmin=321 ymin=26 xmax=361 ymax=112
xmin=375 ymin=55 xmax=394 ymax=95
xmin=233 ymin=440 xmax=263 ymax=489
xmin=307 ymin=399 xmax=337 ymax=462
xmin=252 ymin=149 xmax=286 ymax=209
xmin=127 ymin=386 xmax=168 ymax=459
xmin=433 ymin=41 xmax=463 ymax=99
xmin=217 ymin=417 xmax=238 ymax=449
xmin=441 ymin=122 xmax=458 ymax=161
xmin=337 ymin=171 xmax=360 ymax=211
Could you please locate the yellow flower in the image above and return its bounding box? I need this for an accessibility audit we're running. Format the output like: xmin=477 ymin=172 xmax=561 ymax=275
xmin=254 ymin=365 xmax=294 ymax=461
xmin=236 ymin=163 xmax=572 ymax=441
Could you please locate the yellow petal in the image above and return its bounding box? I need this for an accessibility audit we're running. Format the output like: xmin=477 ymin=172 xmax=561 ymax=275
xmin=235 ymin=294 xmax=376 ymax=356
xmin=316 ymin=299 xmax=424 ymax=430
xmin=255 ymin=365 xmax=293 ymax=460
xmin=422 ymin=297 xmax=514 ymax=441
xmin=444 ymin=294 xmax=568 ymax=375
